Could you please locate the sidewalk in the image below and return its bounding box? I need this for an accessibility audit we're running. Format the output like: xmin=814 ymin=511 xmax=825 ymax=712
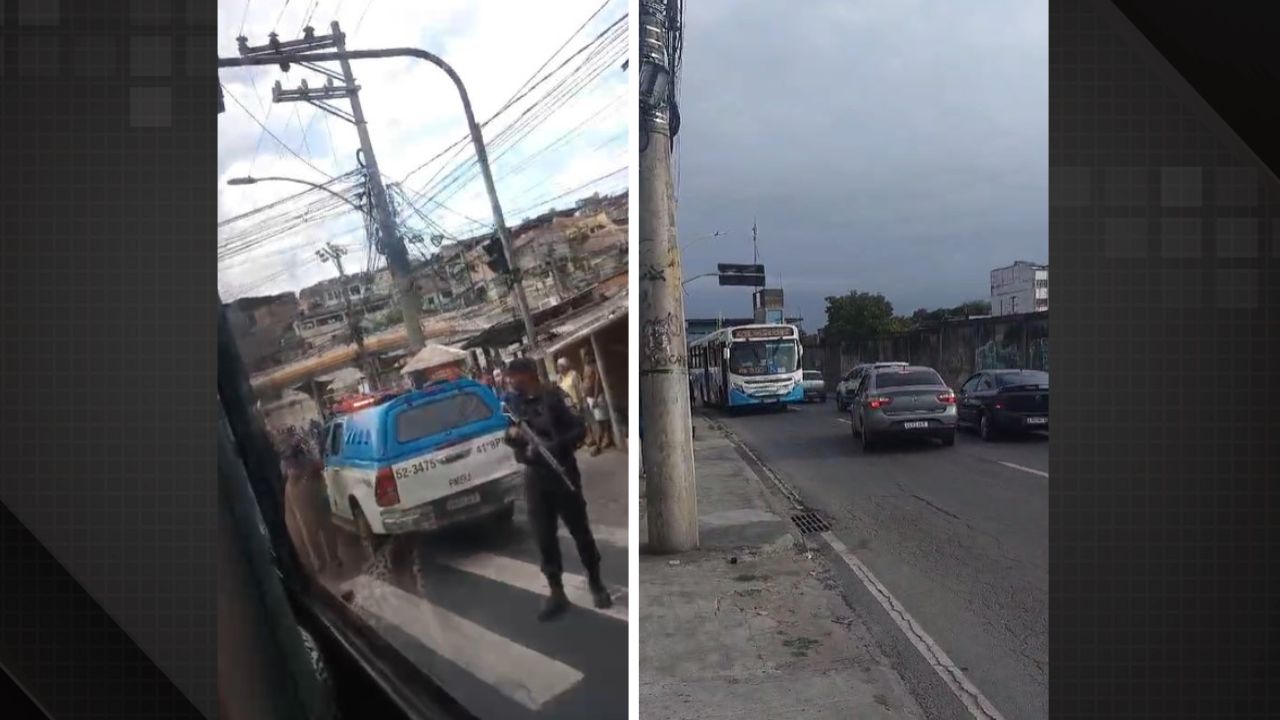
xmin=639 ymin=416 xmax=923 ymax=719
xmin=576 ymin=444 xmax=628 ymax=540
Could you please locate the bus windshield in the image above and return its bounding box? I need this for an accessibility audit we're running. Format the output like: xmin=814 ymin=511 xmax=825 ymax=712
xmin=729 ymin=340 xmax=798 ymax=376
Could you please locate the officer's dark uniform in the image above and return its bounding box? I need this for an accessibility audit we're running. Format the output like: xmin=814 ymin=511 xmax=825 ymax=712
xmin=504 ymin=384 xmax=611 ymax=619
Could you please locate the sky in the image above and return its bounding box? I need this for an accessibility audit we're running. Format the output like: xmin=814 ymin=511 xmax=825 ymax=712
xmin=675 ymin=0 xmax=1048 ymax=327
xmin=217 ymin=0 xmax=628 ymax=300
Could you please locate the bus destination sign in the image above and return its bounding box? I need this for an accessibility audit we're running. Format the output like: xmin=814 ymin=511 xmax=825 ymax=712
xmin=732 ymin=326 xmax=795 ymax=340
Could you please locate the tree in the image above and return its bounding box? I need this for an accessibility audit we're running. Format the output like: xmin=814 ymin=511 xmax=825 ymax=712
xmin=824 ymin=291 xmax=900 ymax=344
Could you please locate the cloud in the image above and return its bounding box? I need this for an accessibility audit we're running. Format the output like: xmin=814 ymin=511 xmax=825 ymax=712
xmin=676 ymin=0 xmax=1047 ymax=326
xmin=217 ymin=0 xmax=628 ymax=299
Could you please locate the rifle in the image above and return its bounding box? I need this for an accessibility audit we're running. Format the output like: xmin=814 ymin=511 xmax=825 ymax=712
xmin=502 ymin=405 xmax=577 ymax=492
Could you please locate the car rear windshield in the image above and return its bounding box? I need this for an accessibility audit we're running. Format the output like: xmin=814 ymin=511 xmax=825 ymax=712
xmin=803 ymin=371 xmax=822 ymax=380
xmin=874 ymin=369 xmax=944 ymax=389
xmin=395 ymin=390 xmax=495 ymax=443
xmin=995 ymin=371 xmax=1049 ymax=388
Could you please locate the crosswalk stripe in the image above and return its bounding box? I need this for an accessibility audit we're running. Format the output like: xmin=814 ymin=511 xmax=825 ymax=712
xmin=439 ymin=552 xmax=629 ymax=623
xmin=340 ymin=575 xmax=584 ymax=711
xmin=558 ymin=523 xmax=629 ymax=549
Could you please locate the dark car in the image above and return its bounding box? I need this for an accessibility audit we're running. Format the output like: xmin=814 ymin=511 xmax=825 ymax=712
xmin=956 ymin=369 xmax=1049 ymax=441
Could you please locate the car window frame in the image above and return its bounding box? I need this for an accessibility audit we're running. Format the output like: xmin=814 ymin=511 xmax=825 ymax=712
xmin=327 ymin=421 xmax=345 ymax=458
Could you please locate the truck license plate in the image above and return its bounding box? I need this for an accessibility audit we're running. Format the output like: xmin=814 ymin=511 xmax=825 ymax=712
xmin=903 ymin=421 xmax=929 ymax=430
xmin=446 ymin=492 xmax=481 ymax=511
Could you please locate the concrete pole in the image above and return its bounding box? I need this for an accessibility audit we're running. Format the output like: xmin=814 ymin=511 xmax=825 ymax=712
xmin=332 ymin=22 xmax=425 ymax=353
xmin=639 ymin=0 xmax=697 ymax=553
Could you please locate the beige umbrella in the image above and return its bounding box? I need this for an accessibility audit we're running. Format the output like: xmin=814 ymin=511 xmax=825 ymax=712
xmin=400 ymin=343 xmax=470 ymax=375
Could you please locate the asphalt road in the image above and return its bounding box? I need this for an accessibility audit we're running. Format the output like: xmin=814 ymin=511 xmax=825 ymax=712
xmin=714 ymin=399 xmax=1047 ymax=720
xmin=314 ymin=452 xmax=629 ymax=720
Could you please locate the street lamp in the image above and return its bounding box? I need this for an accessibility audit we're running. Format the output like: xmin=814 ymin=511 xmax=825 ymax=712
xmin=226 ymin=175 xmax=366 ymax=215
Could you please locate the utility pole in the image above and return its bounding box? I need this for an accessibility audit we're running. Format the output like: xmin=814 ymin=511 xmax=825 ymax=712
xmin=315 ymin=242 xmax=378 ymax=390
xmin=237 ymin=22 xmax=426 ymax=352
xmin=639 ymin=0 xmax=698 ymax=553
xmin=752 ymin=217 xmax=758 ymax=264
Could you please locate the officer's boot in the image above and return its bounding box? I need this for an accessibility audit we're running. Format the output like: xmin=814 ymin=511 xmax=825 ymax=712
xmin=538 ymin=576 xmax=570 ymax=622
xmin=587 ymin=566 xmax=613 ymax=609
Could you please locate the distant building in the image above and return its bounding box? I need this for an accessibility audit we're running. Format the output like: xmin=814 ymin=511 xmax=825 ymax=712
xmin=224 ymin=292 xmax=301 ymax=373
xmin=294 ymin=271 xmax=394 ymax=349
xmin=990 ymin=261 xmax=1048 ymax=316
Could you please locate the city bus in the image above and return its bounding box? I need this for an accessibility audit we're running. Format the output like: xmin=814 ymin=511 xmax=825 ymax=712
xmin=688 ymin=323 xmax=804 ymax=409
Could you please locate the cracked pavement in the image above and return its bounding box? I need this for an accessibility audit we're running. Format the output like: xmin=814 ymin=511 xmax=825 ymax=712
xmin=714 ymin=400 xmax=1047 ymax=719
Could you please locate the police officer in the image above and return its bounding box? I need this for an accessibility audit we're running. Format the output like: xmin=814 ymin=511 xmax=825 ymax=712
xmin=502 ymin=357 xmax=612 ymax=621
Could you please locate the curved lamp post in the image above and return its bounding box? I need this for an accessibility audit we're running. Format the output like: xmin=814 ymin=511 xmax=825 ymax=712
xmin=227 ymin=175 xmax=365 ymax=213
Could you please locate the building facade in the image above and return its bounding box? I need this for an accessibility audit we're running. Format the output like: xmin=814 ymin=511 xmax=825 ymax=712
xmin=224 ymin=293 xmax=303 ymax=373
xmin=990 ymin=261 xmax=1048 ymax=317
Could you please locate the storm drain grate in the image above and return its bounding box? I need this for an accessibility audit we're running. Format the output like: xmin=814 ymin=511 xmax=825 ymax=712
xmin=790 ymin=511 xmax=831 ymax=535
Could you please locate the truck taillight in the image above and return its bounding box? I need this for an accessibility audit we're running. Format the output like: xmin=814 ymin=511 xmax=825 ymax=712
xmin=375 ymin=467 xmax=400 ymax=507
xmin=867 ymin=397 xmax=893 ymax=410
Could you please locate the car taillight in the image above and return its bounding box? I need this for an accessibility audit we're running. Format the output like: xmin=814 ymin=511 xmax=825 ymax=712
xmin=867 ymin=396 xmax=893 ymax=409
xmin=994 ymin=401 xmax=1004 ymax=410
xmin=937 ymin=391 xmax=956 ymax=404
xmin=375 ymin=467 xmax=400 ymax=508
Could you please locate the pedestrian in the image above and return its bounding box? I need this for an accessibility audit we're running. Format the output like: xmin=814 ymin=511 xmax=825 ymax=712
xmin=280 ymin=433 xmax=343 ymax=576
xmin=502 ymin=357 xmax=612 ymax=620
xmin=556 ymin=357 xmax=584 ymax=411
xmin=582 ymin=354 xmax=613 ymax=456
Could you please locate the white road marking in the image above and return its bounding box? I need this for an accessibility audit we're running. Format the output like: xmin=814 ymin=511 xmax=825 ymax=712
xmin=340 ymin=575 xmax=585 ymax=710
xmin=836 ymin=418 xmax=852 ymax=425
xmin=440 ymin=552 xmax=629 ymax=623
xmin=821 ymin=532 xmax=1006 ymax=720
xmin=997 ymin=461 xmax=1049 ymax=478
xmin=560 ymin=522 xmax=628 ymax=549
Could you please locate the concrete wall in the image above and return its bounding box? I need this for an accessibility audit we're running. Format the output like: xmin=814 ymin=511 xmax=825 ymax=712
xmin=823 ymin=311 xmax=1049 ymax=390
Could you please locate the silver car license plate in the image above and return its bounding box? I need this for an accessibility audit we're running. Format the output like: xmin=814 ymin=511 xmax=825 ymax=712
xmin=902 ymin=421 xmax=929 ymax=430
xmin=446 ymin=492 xmax=481 ymax=511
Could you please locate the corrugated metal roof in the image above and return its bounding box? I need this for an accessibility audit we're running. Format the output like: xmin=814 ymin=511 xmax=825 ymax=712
xmin=537 ymin=290 xmax=628 ymax=356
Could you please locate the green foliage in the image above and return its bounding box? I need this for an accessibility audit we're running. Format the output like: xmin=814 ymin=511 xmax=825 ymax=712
xmin=909 ymin=300 xmax=991 ymax=326
xmin=824 ymin=291 xmax=900 ymax=344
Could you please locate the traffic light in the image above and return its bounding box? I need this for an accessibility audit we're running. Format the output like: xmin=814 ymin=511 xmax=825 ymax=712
xmin=483 ymin=236 xmax=510 ymax=274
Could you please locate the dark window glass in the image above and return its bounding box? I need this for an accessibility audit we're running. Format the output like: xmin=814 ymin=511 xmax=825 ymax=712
xmin=327 ymin=423 xmax=344 ymax=456
xmin=803 ymin=371 xmax=822 ymax=380
xmin=395 ymin=391 xmax=494 ymax=443
xmin=994 ymin=370 xmax=1049 ymax=387
xmin=729 ymin=340 xmax=798 ymax=376
xmin=873 ymin=369 xmax=944 ymax=389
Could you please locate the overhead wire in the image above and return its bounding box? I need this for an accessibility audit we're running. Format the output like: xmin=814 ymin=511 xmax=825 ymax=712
xmin=409 ymin=19 xmax=625 ymax=212
xmin=222 ymin=83 xmax=334 ymax=179
xmin=399 ymin=10 xmax=627 ymax=188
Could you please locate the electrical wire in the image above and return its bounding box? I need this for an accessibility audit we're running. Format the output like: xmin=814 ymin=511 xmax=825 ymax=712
xmin=399 ymin=11 xmax=627 ymax=187
xmin=239 ymin=0 xmax=254 ymax=36
xmin=409 ymin=21 xmax=625 ymax=210
xmin=222 ymin=83 xmax=334 ymax=179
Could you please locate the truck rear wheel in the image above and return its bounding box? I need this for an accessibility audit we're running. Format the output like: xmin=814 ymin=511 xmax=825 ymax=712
xmin=351 ymin=501 xmax=385 ymax=556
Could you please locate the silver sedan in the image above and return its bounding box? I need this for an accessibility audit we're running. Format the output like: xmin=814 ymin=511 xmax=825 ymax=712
xmin=848 ymin=365 xmax=958 ymax=451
